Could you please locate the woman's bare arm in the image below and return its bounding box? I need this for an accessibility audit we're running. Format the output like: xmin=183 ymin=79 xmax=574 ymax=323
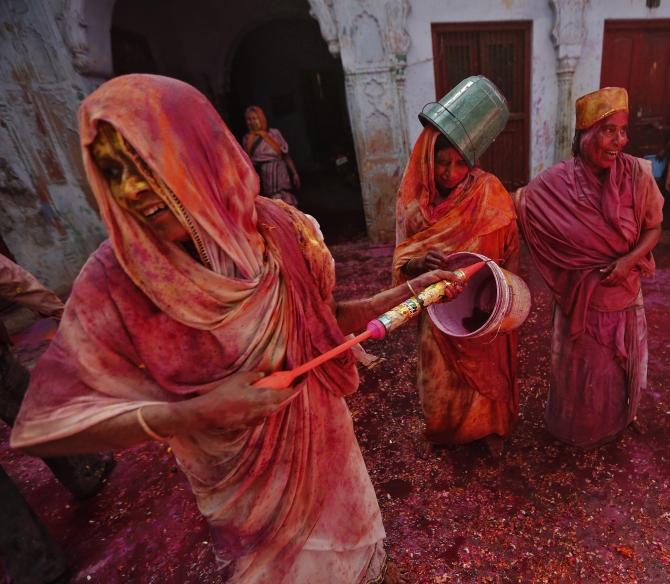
xmin=333 ymin=269 xmax=464 ymax=335
xmin=17 ymin=372 xmax=300 ymax=457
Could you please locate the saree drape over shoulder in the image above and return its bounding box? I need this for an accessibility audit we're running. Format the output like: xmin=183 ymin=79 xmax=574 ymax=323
xmin=392 ymin=127 xmax=520 ymax=444
xmin=11 ymin=75 xmax=384 ymax=583
xmin=516 ymin=154 xmax=664 ymax=448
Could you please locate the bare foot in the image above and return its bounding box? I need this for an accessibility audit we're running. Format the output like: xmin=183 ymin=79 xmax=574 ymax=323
xmin=483 ymin=434 xmax=504 ymax=458
xmin=629 ymin=417 xmax=647 ymax=435
xmin=383 ymin=561 xmax=408 ymax=584
xmin=420 ymin=441 xmax=439 ymax=460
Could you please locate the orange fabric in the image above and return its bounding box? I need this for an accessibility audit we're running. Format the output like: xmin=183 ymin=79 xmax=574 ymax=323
xmin=243 ymin=105 xmax=284 ymax=156
xmin=575 ymin=87 xmax=628 ymax=130
xmin=12 ymin=75 xmax=385 ymax=583
xmin=393 ymin=127 xmax=517 ymax=274
xmin=393 ymin=126 xmax=519 ymax=444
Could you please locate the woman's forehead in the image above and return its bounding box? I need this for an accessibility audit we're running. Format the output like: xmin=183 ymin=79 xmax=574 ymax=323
xmin=93 ymin=121 xmax=120 ymax=144
xmin=435 ymin=146 xmax=464 ymax=160
xmin=599 ymin=110 xmax=628 ymax=129
xmin=90 ymin=122 xmax=127 ymax=159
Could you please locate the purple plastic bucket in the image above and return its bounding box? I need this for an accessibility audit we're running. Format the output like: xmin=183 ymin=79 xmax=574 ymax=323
xmin=427 ymin=252 xmax=531 ymax=338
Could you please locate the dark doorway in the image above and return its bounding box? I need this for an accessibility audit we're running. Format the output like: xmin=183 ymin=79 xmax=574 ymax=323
xmin=111 ymin=28 xmax=158 ymax=76
xmin=431 ymin=21 xmax=531 ymax=190
xmin=602 ymin=19 xmax=670 ymax=226
xmin=229 ymin=18 xmax=365 ymax=243
xmin=0 ymin=237 xmax=16 ymax=315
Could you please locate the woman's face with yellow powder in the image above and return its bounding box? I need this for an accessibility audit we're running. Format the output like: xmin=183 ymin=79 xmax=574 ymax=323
xmin=90 ymin=122 xmax=190 ymax=243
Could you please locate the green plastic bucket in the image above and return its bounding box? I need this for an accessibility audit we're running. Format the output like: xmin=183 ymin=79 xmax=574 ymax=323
xmin=419 ymin=76 xmax=509 ymax=167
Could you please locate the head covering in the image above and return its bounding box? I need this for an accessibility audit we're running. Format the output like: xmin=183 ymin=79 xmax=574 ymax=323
xmin=575 ymin=87 xmax=628 ymax=130
xmin=393 ymin=126 xmax=516 ymax=283
xmin=244 ymin=105 xmax=268 ymax=131
xmin=395 ymin=126 xmax=513 ymax=243
xmin=243 ymin=105 xmax=284 ymax=156
xmin=79 ymin=74 xmax=266 ymax=316
xmin=395 ymin=126 xmax=472 ymax=234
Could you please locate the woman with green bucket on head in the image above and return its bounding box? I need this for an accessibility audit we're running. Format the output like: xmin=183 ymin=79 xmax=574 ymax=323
xmin=392 ymin=77 xmax=520 ymax=456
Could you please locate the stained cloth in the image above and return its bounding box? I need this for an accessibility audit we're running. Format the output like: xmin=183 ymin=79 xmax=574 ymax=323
xmin=516 ymin=153 xmax=664 ymax=447
xmin=11 ymin=74 xmax=384 ymax=583
xmin=392 ymin=126 xmax=520 ymax=444
xmin=243 ymin=106 xmax=297 ymax=206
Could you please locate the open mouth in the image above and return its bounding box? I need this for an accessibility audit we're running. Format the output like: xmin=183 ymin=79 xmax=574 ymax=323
xmin=140 ymin=201 xmax=168 ymax=219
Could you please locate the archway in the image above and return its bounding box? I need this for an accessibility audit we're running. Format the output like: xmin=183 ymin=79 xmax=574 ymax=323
xmin=228 ymin=17 xmax=365 ymax=242
xmin=109 ymin=1 xmax=365 ymax=243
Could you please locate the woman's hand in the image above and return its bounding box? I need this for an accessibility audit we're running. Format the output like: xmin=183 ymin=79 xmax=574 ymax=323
xmin=423 ymin=248 xmax=450 ymax=270
xmin=403 ymin=248 xmax=449 ymax=277
xmin=600 ymin=256 xmax=637 ymax=287
xmin=185 ymin=372 xmax=300 ymax=431
xmin=408 ymin=269 xmax=465 ymax=300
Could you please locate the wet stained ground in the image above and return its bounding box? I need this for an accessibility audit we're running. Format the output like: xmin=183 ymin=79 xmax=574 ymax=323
xmin=1 ymin=237 xmax=669 ymax=583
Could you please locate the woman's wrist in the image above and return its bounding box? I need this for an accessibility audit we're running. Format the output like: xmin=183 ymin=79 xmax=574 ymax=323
xmin=141 ymin=400 xmax=201 ymax=439
xmin=402 ymin=257 xmax=423 ymax=277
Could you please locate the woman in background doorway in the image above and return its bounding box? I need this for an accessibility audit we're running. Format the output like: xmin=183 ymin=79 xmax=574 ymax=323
xmin=243 ymin=105 xmax=301 ymax=206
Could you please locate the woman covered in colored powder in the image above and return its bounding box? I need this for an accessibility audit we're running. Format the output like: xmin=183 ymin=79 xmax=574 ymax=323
xmin=392 ymin=129 xmax=520 ymax=456
xmin=243 ymin=105 xmax=300 ymax=206
xmin=515 ymin=87 xmax=663 ymax=448
xmin=10 ymin=74 xmax=463 ymax=583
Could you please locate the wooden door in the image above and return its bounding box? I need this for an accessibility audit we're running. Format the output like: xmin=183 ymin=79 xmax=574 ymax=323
xmin=431 ymin=22 xmax=531 ymax=189
xmin=601 ymin=20 xmax=670 ymax=157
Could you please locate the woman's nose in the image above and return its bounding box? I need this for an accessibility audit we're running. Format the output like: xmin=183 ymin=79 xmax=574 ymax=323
xmin=121 ymin=172 xmax=149 ymax=201
xmin=617 ymin=130 xmax=628 ymax=146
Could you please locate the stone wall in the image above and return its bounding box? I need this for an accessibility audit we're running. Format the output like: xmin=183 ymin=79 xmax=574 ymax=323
xmin=310 ymin=0 xmax=411 ymax=242
xmin=0 ymin=0 xmax=108 ymax=293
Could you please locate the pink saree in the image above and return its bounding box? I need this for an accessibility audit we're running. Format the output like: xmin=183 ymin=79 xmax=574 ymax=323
xmin=11 ymin=75 xmax=384 ymax=583
xmin=517 ymin=154 xmax=664 ymax=447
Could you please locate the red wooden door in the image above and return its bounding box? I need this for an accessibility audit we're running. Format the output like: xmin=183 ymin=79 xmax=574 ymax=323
xmin=431 ymin=22 xmax=531 ymax=189
xmin=601 ymin=20 xmax=670 ymax=157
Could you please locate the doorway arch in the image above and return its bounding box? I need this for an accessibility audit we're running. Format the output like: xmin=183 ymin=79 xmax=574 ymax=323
xmin=102 ymin=1 xmax=366 ymax=242
xmin=227 ymin=18 xmax=365 ymax=241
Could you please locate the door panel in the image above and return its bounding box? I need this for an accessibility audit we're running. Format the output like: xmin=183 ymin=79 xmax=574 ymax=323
xmin=601 ymin=21 xmax=670 ymax=156
xmin=431 ymin=22 xmax=531 ymax=189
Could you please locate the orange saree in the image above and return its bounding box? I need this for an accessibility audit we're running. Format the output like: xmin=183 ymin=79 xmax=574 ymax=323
xmin=393 ymin=127 xmax=520 ymax=444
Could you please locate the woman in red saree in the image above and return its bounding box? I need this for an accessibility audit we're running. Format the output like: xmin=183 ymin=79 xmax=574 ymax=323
xmin=393 ymin=129 xmax=520 ymax=455
xmin=516 ymin=87 xmax=663 ymax=448
xmin=10 ymin=75 xmax=462 ymax=583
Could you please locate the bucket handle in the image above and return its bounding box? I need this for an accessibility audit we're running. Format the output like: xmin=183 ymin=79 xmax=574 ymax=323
xmin=421 ymin=101 xmax=477 ymax=162
xmin=482 ymin=258 xmax=505 ymax=344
